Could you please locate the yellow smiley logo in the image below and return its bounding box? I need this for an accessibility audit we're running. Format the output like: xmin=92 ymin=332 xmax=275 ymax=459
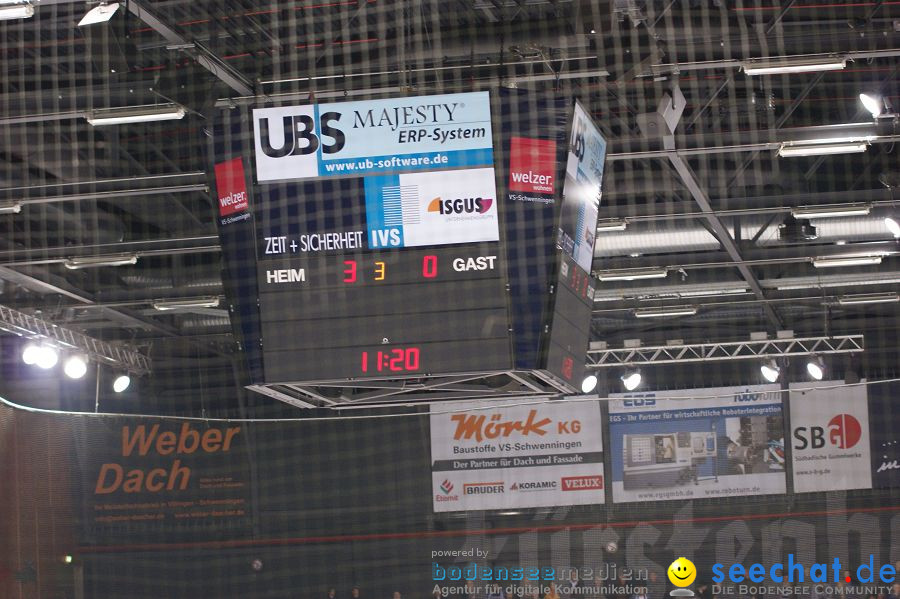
xmin=668 ymin=557 xmax=696 ymax=587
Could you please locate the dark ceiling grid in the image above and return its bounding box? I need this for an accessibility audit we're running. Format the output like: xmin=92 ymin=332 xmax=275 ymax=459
xmin=0 ymin=0 xmax=897 ymax=413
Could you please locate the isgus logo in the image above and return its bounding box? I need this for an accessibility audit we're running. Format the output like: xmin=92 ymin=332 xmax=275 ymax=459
xmin=794 ymin=413 xmax=862 ymax=450
xmin=427 ymin=196 xmax=494 ymax=215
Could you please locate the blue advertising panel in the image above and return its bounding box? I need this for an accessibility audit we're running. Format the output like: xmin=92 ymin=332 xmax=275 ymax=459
xmin=608 ymin=385 xmax=786 ymax=503
xmin=252 ymin=92 xmax=494 ymax=182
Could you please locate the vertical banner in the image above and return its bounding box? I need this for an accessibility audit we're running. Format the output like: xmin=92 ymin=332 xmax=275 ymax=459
xmin=870 ymin=381 xmax=900 ymax=488
xmin=608 ymin=385 xmax=786 ymax=503
xmin=429 ymin=401 xmax=604 ymax=512
xmin=790 ymin=382 xmax=872 ymax=493
xmin=558 ymin=102 xmax=606 ymax=273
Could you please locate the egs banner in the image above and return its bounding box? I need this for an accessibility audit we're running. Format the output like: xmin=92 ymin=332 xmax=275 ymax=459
xmin=253 ymin=92 xmax=493 ymax=181
xmin=429 ymin=401 xmax=604 ymax=512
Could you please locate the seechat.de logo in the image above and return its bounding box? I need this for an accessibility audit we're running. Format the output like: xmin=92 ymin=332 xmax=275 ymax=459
xmin=427 ymin=196 xmax=494 ymax=215
xmin=793 ymin=413 xmax=862 ymax=450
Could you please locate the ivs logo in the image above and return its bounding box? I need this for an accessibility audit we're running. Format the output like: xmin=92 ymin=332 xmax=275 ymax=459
xmin=427 ymin=196 xmax=494 ymax=215
xmin=793 ymin=413 xmax=862 ymax=450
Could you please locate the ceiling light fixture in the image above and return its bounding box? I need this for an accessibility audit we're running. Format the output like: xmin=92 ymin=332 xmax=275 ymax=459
xmin=760 ymin=359 xmax=781 ymax=383
xmin=596 ymin=268 xmax=668 ymax=282
xmin=596 ymin=219 xmax=628 ymax=232
xmin=78 ymin=2 xmax=119 ymax=26
xmin=806 ymin=356 xmax=825 ymax=381
xmin=678 ymin=288 xmax=750 ymax=298
xmin=860 ymin=93 xmax=883 ymax=118
xmin=0 ymin=201 xmax=21 ymax=214
xmin=885 ymin=217 xmax=900 ymax=238
xmin=791 ymin=204 xmax=872 ymax=219
xmin=152 ymin=297 xmax=221 ymax=311
xmin=778 ymin=142 xmax=868 ymax=158
xmin=812 ymin=255 xmax=883 ymax=268
xmin=113 ymin=374 xmax=131 ymax=393
xmin=0 ymin=1 xmax=34 ymax=20
xmin=633 ymin=306 xmax=698 ymax=318
xmin=581 ymin=374 xmax=598 ymax=394
xmin=85 ymin=104 xmax=186 ymax=126
xmin=837 ymin=292 xmax=900 ymax=305
xmin=621 ymin=370 xmax=642 ymax=391
xmin=22 ymin=342 xmax=40 ymax=365
xmin=35 ymin=345 xmax=59 ymax=370
xmin=63 ymin=355 xmax=88 ymax=379
xmin=64 ymin=253 xmax=138 ymax=269
xmin=742 ymin=56 xmax=847 ymax=76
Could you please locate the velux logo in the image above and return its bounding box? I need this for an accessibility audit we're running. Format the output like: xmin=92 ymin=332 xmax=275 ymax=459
xmin=440 ymin=480 xmax=454 ymax=494
xmin=427 ymin=197 xmax=494 ymax=215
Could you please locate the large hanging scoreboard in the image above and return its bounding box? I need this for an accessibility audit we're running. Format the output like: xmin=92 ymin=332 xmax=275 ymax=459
xmin=212 ymin=90 xmax=606 ymax=391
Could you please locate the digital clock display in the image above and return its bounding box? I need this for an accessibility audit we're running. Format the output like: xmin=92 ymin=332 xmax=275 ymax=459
xmin=257 ymin=245 xmax=512 ymax=382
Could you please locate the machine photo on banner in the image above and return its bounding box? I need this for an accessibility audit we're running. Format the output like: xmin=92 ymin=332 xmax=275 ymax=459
xmin=429 ymin=400 xmax=605 ymax=512
xmin=608 ymin=385 xmax=786 ymax=503
xmin=790 ymin=382 xmax=872 ymax=493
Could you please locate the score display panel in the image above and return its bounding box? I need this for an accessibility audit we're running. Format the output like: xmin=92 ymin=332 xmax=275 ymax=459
xmin=257 ymin=245 xmax=511 ymax=382
xmin=212 ymin=90 xmax=606 ymax=390
xmin=251 ymin=92 xmax=514 ymax=383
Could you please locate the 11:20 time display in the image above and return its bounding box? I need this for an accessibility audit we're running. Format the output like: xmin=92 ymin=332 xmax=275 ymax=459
xmin=361 ymin=347 xmax=421 ymax=373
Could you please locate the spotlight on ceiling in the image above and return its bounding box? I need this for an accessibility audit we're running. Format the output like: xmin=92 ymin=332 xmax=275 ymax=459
xmin=778 ymin=141 xmax=868 ymax=158
xmin=860 ymin=93 xmax=883 ymax=118
xmin=621 ymin=370 xmax=642 ymax=391
xmin=78 ymin=2 xmax=119 ymax=26
xmin=63 ymin=355 xmax=88 ymax=379
xmin=35 ymin=345 xmax=59 ymax=370
xmin=21 ymin=342 xmax=40 ymax=365
xmin=113 ymin=374 xmax=131 ymax=393
xmin=760 ymin=359 xmax=781 ymax=383
xmin=581 ymin=374 xmax=598 ymax=394
xmin=806 ymin=356 xmax=825 ymax=381
xmin=0 ymin=1 xmax=35 ymax=21
xmin=885 ymin=217 xmax=900 ymax=239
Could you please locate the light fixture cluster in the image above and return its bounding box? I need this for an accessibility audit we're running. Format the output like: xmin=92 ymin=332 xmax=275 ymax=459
xmin=20 ymin=342 xmax=131 ymax=391
xmin=759 ymin=357 xmax=826 ymax=382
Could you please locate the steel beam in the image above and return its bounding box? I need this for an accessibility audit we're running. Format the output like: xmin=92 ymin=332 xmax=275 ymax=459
xmin=0 ymin=304 xmax=151 ymax=374
xmin=586 ymin=335 xmax=864 ymax=367
xmin=667 ymin=154 xmax=783 ymax=328
xmin=126 ymin=0 xmax=254 ymax=96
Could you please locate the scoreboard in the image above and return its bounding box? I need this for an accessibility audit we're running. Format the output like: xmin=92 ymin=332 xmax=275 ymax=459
xmin=212 ymin=90 xmax=606 ymax=392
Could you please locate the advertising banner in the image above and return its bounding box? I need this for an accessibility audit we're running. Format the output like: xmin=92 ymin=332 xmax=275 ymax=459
xmin=73 ymin=416 xmax=252 ymax=536
xmin=558 ymin=102 xmax=606 ymax=273
xmin=789 ymin=382 xmax=872 ymax=493
xmin=508 ymin=136 xmax=557 ymax=205
xmin=253 ymin=92 xmax=493 ymax=181
xmin=870 ymin=381 xmax=900 ymax=488
xmin=363 ymin=167 xmax=499 ymax=248
xmin=429 ymin=401 xmax=604 ymax=512
xmin=609 ymin=385 xmax=786 ymax=503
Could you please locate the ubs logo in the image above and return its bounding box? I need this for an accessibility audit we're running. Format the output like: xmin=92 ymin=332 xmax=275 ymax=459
xmin=257 ymin=112 xmax=345 ymax=157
